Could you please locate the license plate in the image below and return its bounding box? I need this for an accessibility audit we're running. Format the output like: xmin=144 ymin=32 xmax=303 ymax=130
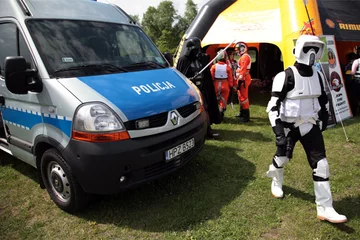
xmin=165 ymin=138 xmax=195 ymax=161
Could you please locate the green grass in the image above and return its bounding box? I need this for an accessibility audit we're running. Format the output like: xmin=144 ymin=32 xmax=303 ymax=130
xmin=1 ymin=89 xmax=359 ymax=240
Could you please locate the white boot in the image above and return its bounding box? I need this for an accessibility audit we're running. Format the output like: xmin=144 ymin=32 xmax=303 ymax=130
xmin=314 ymin=181 xmax=347 ymax=223
xmin=266 ymin=164 xmax=284 ymax=198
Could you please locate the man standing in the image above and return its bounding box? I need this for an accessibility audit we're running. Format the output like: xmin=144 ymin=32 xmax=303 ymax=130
xmin=227 ymin=50 xmax=238 ymax=106
xmin=210 ymin=51 xmax=234 ymax=117
xmin=350 ymin=52 xmax=360 ymax=116
xmin=266 ymin=35 xmax=347 ymax=223
xmin=176 ymin=37 xmax=222 ymax=138
xmin=234 ymin=42 xmax=252 ymax=122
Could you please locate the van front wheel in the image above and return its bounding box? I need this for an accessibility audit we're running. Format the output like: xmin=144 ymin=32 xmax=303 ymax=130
xmin=41 ymin=148 xmax=88 ymax=213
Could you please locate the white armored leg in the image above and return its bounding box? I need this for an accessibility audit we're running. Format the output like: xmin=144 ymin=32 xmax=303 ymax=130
xmin=266 ymin=164 xmax=284 ymax=198
xmin=266 ymin=156 xmax=289 ymax=198
xmin=314 ymin=181 xmax=347 ymax=223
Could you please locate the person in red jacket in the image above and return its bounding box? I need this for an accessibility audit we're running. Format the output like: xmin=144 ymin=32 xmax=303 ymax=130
xmin=210 ymin=50 xmax=234 ymax=118
xmin=234 ymin=41 xmax=252 ymax=122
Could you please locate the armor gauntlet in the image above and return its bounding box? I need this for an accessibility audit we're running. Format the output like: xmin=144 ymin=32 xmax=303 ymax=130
xmin=267 ymin=96 xmax=286 ymax=148
xmin=317 ymin=109 xmax=329 ymax=131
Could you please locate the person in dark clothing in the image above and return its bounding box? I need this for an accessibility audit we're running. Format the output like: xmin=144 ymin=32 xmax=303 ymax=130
xmin=227 ymin=49 xmax=238 ymax=106
xmin=176 ymin=37 xmax=222 ymax=138
xmin=348 ymin=51 xmax=360 ymax=116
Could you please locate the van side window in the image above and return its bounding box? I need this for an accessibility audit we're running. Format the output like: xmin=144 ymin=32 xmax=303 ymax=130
xmin=0 ymin=23 xmax=17 ymax=76
xmin=0 ymin=23 xmax=34 ymax=76
xmin=19 ymin=31 xmax=34 ymax=69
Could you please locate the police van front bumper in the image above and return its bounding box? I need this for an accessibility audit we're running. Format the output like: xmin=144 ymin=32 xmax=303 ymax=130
xmin=62 ymin=111 xmax=207 ymax=194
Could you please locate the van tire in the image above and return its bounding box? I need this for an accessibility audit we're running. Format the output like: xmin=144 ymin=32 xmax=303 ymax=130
xmin=40 ymin=148 xmax=88 ymax=213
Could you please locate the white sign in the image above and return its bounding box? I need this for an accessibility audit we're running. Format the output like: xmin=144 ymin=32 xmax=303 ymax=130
xmin=323 ymin=35 xmax=352 ymax=122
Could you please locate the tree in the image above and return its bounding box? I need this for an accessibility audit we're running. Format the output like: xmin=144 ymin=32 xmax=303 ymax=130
xmin=141 ymin=1 xmax=178 ymax=53
xmin=141 ymin=0 xmax=198 ymax=54
xmin=174 ymin=0 xmax=198 ymax=44
xmin=184 ymin=0 xmax=198 ymax=26
xmin=141 ymin=6 xmax=161 ymax=41
xmin=157 ymin=29 xmax=178 ymax=53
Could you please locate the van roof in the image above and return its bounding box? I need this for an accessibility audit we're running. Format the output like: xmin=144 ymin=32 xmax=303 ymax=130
xmin=1 ymin=0 xmax=134 ymax=25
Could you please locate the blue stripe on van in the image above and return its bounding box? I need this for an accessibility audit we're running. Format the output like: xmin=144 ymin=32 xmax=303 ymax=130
xmin=43 ymin=115 xmax=72 ymax=137
xmin=1 ymin=107 xmax=42 ymax=129
xmin=78 ymin=68 xmax=198 ymax=120
xmin=1 ymin=107 xmax=72 ymax=137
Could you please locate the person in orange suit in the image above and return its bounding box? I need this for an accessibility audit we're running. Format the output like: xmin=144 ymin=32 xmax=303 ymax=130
xmin=210 ymin=50 xmax=234 ymax=118
xmin=234 ymin=41 xmax=252 ymax=122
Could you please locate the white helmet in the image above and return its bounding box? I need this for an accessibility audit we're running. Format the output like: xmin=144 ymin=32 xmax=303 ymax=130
xmin=293 ymin=35 xmax=325 ymax=66
xmin=235 ymin=42 xmax=248 ymax=56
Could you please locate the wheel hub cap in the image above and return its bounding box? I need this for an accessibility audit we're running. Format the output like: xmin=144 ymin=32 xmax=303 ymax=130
xmin=47 ymin=161 xmax=71 ymax=203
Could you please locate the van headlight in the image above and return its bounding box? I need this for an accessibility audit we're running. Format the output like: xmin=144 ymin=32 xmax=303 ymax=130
xmin=72 ymin=103 xmax=130 ymax=142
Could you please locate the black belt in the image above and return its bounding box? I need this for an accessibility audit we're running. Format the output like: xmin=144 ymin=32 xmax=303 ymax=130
xmin=354 ymin=78 xmax=360 ymax=83
xmin=283 ymin=122 xmax=295 ymax=129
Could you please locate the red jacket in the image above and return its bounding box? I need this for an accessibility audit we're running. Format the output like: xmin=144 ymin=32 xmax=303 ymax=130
xmin=237 ymin=53 xmax=251 ymax=80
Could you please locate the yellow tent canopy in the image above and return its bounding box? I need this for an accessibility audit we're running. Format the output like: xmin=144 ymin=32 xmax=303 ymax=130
xmin=176 ymin=0 xmax=322 ymax=68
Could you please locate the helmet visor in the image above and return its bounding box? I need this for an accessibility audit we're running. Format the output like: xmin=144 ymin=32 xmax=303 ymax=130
xmin=303 ymin=46 xmax=319 ymax=54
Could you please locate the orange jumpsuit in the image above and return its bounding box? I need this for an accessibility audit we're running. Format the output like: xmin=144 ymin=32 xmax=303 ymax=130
xmin=210 ymin=61 xmax=234 ymax=111
xmin=236 ymin=52 xmax=252 ymax=110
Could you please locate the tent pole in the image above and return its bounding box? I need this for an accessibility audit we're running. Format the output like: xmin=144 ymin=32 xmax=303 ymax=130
xmin=318 ymin=62 xmax=350 ymax=142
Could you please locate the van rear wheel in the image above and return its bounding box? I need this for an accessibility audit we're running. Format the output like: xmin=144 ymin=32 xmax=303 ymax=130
xmin=41 ymin=148 xmax=88 ymax=213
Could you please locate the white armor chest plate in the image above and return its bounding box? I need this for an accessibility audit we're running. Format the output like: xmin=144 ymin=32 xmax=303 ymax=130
xmin=280 ymin=66 xmax=322 ymax=128
xmin=286 ymin=66 xmax=321 ymax=99
xmin=214 ymin=64 xmax=228 ymax=79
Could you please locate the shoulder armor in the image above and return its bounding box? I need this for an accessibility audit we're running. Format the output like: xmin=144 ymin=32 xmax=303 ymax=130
xmin=272 ymin=71 xmax=286 ymax=92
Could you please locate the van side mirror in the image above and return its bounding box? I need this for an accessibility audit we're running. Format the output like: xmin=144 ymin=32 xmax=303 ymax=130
xmin=4 ymin=56 xmax=42 ymax=94
xmin=163 ymin=52 xmax=174 ymax=67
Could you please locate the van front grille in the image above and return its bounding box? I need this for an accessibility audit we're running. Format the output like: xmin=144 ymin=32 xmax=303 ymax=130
xmin=124 ymin=112 xmax=168 ymax=130
xmin=177 ymin=103 xmax=197 ymax=118
xmin=124 ymin=102 xmax=197 ymax=130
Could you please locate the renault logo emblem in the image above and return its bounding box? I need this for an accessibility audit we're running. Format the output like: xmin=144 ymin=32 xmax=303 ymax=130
xmin=170 ymin=111 xmax=179 ymax=125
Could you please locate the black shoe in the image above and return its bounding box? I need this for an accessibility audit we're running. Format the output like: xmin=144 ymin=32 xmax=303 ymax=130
xmin=239 ymin=117 xmax=250 ymax=122
xmin=236 ymin=110 xmax=244 ymax=118
xmin=206 ymin=128 xmax=220 ymax=139
xmin=206 ymin=133 xmax=220 ymax=139
xmin=239 ymin=109 xmax=250 ymax=122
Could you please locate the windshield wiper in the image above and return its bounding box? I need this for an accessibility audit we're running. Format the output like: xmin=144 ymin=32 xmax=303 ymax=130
xmin=54 ymin=64 xmax=128 ymax=73
xmin=124 ymin=61 xmax=166 ymax=69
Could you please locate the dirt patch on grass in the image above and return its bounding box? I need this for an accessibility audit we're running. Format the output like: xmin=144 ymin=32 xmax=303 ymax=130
xmin=260 ymin=229 xmax=281 ymax=239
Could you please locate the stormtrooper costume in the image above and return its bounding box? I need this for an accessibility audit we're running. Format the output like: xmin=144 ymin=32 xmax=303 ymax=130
xmin=266 ymin=35 xmax=347 ymax=223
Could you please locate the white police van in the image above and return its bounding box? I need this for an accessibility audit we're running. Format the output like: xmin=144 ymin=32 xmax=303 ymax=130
xmin=0 ymin=0 xmax=207 ymax=212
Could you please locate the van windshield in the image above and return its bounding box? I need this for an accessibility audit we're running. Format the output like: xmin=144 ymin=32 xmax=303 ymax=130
xmin=26 ymin=20 xmax=169 ymax=78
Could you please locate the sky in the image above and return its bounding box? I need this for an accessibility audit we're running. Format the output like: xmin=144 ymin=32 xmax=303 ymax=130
xmin=96 ymin=0 xmax=208 ymax=20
